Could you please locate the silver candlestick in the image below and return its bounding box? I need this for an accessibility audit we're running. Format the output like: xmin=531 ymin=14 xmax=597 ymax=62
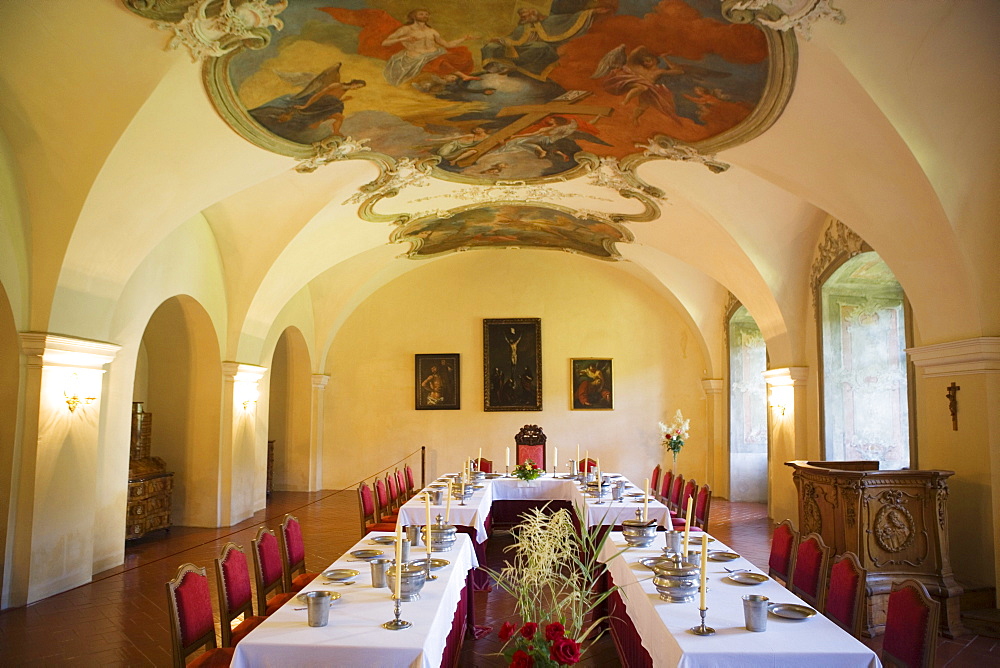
xmin=689 ymin=608 xmax=716 ymax=635
xmin=382 ymin=595 xmax=412 ymax=630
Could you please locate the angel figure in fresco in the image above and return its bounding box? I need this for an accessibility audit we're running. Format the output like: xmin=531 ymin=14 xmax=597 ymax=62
xmin=433 ymin=126 xmax=491 ymax=164
xmin=319 ymin=7 xmax=478 ymax=87
xmin=592 ymin=45 xmax=684 ymax=123
xmin=496 ymin=115 xmax=608 ymax=163
xmin=250 ymin=63 xmax=365 ymax=137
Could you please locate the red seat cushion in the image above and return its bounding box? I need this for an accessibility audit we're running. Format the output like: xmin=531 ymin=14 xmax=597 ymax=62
xmin=229 ymin=615 xmax=268 ymax=646
xmin=264 ymin=592 xmax=295 ymax=616
xmin=364 ymin=522 xmax=397 ymax=535
xmin=189 ymin=647 xmax=235 ymax=668
xmin=290 ymin=572 xmax=320 ymax=592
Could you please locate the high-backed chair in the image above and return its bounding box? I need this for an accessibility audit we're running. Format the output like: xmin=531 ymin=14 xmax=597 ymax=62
xmin=514 ymin=424 xmax=546 ymax=469
xmin=214 ymin=543 xmax=268 ymax=647
xmin=404 ymin=465 xmax=416 ymax=498
xmin=882 ymin=579 xmax=940 ymax=668
xmin=578 ymin=458 xmax=597 ymax=473
xmin=358 ymin=482 xmax=396 ymax=536
xmin=679 ymin=479 xmax=697 ymax=517
xmin=650 ymin=464 xmax=661 ymax=499
xmin=279 ymin=514 xmax=320 ymax=593
xmin=789 ymin=532 xmax=832 ymax=610
xmin=693 ymin=483 xmax=712 ymax=531
xmin=824 ymin=551 xmax=867 ymax=638
xmin=165 ymin=563 xmax=235 ymax=668
xmin=659 ymin=470 xmax=674 ymax=503
xmin=386 ymin=473 xmax=401 ymax=513
xmin=395 ymin=469 xmax=408 ymax=502
xmin=374 ymin=478 xmax=398 ymax=523
xmin=251 ymin=527 xmax=296 ymax=616
xmin=475 ymin=458 xmax=493 ymax=473
xmin=668 ymin=474 xmax=684 ymax=513
xmin=768 ymin=519 xmax=799 ymax=585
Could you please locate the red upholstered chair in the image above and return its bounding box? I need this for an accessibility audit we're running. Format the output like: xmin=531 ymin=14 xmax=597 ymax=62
xmin=475 ymin=458 xmax=493 ymax=473
xmin=251 ymin=527 xmax=295 ymax=616
xmin=768 ymin=519 xmax=799 ymax=585
xmin=824 ymin=551 xmax=867 ymax=638
xmin=279 ymin=514 xmax=320 ymax=593
xmin=650 ymin=464 xmax=661 ymax=499
xmin=374 ymin=478 xmax=398 ymax=523
xmin=514 ymin=424 xmax=546 ymax=469
xmin=395 ymin=469 xmax=408 ymax=502
xmin=883 ymin=579 xmax=940 ymax=668
xmin=680 ymin=479 xmax=697 ymax=518
xmin=214 ymin=543 xmax=267 ymax=647
xmin=358 ymin=482 xmax=396 ymax=536
xmin=659 ymin=470 xmax=674 ymax=503
xmin=668 ymin=474 xmax=684 ymax=513
xmin=404 ymin=465 xmax=416 ymax=498
xmin=789 ymin=532 xmax=832 ymax=610
xmin=386 ymin=473 xmax=401 ymax=513
xmin=577 ymin=458 xmax=597 ymax=472
xmin=165 ymin=562 xmax=235 ymax=668
xmin=693 ymin=483 xmax=712 ymax=531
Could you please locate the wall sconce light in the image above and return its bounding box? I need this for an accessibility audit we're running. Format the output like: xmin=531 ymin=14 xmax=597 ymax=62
xmin=241 ymin=389 xmax=260 ymax=411
xmin=64 ymin=373 xmax=96 ymax=412
xmin=768 ymin=385 xmax=793 ymax=416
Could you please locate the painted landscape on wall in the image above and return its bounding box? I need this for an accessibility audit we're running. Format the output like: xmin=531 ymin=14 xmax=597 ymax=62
xmin=221 ymin=0 xmax=774 ymax=181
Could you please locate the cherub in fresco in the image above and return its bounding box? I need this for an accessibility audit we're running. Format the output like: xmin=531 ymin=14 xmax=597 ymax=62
xmin=592 ymin=45 xmax=684 ymax=123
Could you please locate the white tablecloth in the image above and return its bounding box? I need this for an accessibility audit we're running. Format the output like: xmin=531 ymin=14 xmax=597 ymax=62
xmin=399 ymin=474 xmax=671 ymax=543
xmin=232 ymin=532 xmax=477 ymax=668
xmin=599 ymin=532 xmax=882 ymax=668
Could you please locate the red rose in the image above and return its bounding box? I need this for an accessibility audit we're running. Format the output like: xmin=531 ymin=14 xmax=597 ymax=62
xmin=511 ymin=649 xmax=534 ymax=668
xmin=544 ymin=622 xmax=565 ymax=641
xmin=519 ymin=622 xmax=538 ymax=639
xmin=549 ymin=636 xmax=581 ymax=665
xmin=499 ymin=621 xmax=517 ymax=641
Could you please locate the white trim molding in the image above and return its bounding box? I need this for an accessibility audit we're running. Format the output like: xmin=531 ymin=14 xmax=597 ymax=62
xmin=19 ymin=332 xmax=121 ymax=369
xmin=907 ymin=337 xmax=1000 ymax=377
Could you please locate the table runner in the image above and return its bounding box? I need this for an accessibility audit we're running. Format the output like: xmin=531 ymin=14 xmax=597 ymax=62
xmin=232 ymin=532 xmax=477 ymax=668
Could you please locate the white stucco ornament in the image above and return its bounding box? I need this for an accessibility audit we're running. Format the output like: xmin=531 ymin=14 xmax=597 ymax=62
xmin=156 ymin=0 xmax=288 ymax=61
xmin=728 ymin=0 xmax=845 ymax=40
xmin=640 ymin=137 xmax=730 ymax=173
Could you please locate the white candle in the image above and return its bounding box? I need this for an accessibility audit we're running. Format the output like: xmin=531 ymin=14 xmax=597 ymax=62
xmin=576 ymin=444 xmax=580 ymax=466
xmin=683 ymin=497 xmax=693 ymax=556
xmin=477 ymin=448 xmax=482 ymax=470
xmin=506 ymin=447 xmax=510 ymax=467
xmin=699 ymin=536 xmax=709 ymax=610
xmin=585 ymin=450 xmax=589 ymax=473
xmin=446 ymin=481 xmax=452 ymax=523
xmin=554 ymin=447 xmax=558 ymax=470
xmin=643 ymin=478 xmax=649 ymax=522
xmin=394 ymin=523 xmax=402 ymax=599
xmin=425 ymin=494 xmax=433 ymax=556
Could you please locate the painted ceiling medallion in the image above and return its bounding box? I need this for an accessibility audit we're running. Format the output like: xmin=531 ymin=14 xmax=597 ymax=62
xmin=193 ymin=0 xmax=798 ymax=183
xmin=392 ymin=204 xmax=634 ymax=260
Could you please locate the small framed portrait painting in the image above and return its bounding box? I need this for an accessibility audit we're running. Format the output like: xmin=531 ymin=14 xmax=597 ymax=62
xmin=571 ymin=358 xmax=613 ymax=410
xmin=415 ymin=354 xmax=460 ymax=410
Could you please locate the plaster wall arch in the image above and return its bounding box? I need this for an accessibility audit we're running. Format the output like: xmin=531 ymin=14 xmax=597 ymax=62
xmin=0 ymin=135 xmax=28 ymax=328
xmin=0 ymin=283 xmax=19 ymax=608
xmin=268 ymin=327 xmax=314 ymax=493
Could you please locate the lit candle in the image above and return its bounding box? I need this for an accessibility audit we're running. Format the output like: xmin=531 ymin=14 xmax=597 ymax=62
xmin=506 ymin=447 xmax=510 ymax=467
xmin=699 ymin=535 xmax=709 ymax=610
xmin=643 ymin=478 xmax=649 ymax=523
xmin=394 ymin=522 xmax=402 ymax=599
xmin=446 ymin=481 xmax=452 ymax=522
xmin=682 ymin=496 xmax=694 ymax=556
xmin=425 ymin=493 xmax=433 ymax=557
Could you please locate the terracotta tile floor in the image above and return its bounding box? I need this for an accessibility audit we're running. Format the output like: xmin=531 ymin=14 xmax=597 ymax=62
xmin=0 ymin=490 xmax=994 ymax=666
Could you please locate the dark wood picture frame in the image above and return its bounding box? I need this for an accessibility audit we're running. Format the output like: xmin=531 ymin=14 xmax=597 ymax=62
xmin=484 ymin=318 xmax=541 ymax=412
xmin=571 ymin=358 xmax=613 ymax=410
xmin=415 ymin=354 xmax=460 ymax=410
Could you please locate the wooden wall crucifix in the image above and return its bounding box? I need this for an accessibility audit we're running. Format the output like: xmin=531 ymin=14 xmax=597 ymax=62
xmin=946 ymin=382 xmax=960 ymax=430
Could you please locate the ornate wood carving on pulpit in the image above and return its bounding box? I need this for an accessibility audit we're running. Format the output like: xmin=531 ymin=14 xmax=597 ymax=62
xmin=786 ymin=461 xmax=964 ymax=638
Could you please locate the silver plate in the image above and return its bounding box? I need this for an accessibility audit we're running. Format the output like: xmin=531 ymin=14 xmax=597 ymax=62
xmin=625 ymin=492 xmax=645 ymax=497
xmin=295 ymin=590 xmax=342 ymax=604
xmin=726 ymin=571 xmax=769 ymax=585
xmin=769 ymin=602 xmax=817 ymax=619
xmin=369 ymin=536 xmax=396 ymax=545
xmin=322 ymin=568 xmax=360 ymax=581
xmin=707 ymin=550 xmax=740 ymax=561
xmin=485 ymin=473 xmax=503 ymax=479
xmin=429 ymin=483 xmax=448 ymax=488
xmin=407 ymin=558 xmax=450 ymax=570
xmin=688 ymin=535 xmax=715 ymax=544
xmin=350 ymin=549 xmax=383 ymax=560
xmin=638 ymin=557 xmax=672 ymax=570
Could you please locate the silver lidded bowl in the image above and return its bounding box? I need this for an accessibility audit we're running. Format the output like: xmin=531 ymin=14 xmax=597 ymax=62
xmin=622 ymin=509 xmax=658 ymax=547
xmin=387 ymin=562 xmax=427 ymax=601
xmin=422 ymin=514 xmax=457 ymax=552
xmin=651 ymin=558 xmax=700 ymax=603
xmin=453 ymin=484 xmax=474 ymax=501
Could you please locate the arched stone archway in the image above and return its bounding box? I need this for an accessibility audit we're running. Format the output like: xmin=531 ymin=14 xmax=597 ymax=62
xmin=138 ymin=295 xmax=223 ymax=527
xmin=0 ymin=282 xmax=18 ymax=606
xmin=268 ymin=327 xmax=314 ymax=492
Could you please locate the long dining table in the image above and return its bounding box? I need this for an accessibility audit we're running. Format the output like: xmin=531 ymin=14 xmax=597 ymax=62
xmin=231 ymin=531 xmax=477 ymax=668
xmin=599 ymin=531 xmax=883 ymax=667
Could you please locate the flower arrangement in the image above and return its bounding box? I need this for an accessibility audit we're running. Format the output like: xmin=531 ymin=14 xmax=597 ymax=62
xmin=487 ymin=505 xmax=625 ymax=667
xmin=659 ymin=409 xmax=690 ymax=463
xmin=512 ymin=459 xmax=542 ymax=481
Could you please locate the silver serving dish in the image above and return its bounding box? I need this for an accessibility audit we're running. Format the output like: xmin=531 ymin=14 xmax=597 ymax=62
xmin=652 ymin=560 xmax=701 ymax=602
xmin=453 ymin=483 xmax=474 ymax=500
xmin=727 ymin=571 xmax=769 ymax=585
xmin=422 ymin=514 xmax=457 ymax=552
xmin=407 ymin=557 xmax=450 ymax=570
xmin=769 ymin=602 xmax=817 ymax=619
xmin=622 ymin=509 xmax=658 ymax=547
xmin=387 ymin=562 xmax=427 ymax=601
xmin=470 ymin=470 xmax=486 ymax=481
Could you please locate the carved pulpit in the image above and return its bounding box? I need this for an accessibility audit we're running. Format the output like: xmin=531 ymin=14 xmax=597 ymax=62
xmin=785 ymin=461 xmax=964 ymax=638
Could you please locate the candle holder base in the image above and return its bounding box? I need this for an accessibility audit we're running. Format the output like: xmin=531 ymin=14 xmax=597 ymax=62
xmin=383 ymin=597 xmax=412 ymax=630
xmin=689 ymin=608 xmax=716 ymax=636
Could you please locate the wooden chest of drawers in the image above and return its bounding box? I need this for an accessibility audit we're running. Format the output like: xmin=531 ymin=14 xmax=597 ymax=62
xmin=126 ymin=471 xmax=173 ymax=539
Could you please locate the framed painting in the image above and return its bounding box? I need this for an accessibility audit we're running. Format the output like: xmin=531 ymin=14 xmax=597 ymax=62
xmin=484 ymin=318 xmax=541 ymax=412
xmin=572 ymin=359 xmax=613 ymax=410
xmin=415 ymin=354 xmax=460 ymax=410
